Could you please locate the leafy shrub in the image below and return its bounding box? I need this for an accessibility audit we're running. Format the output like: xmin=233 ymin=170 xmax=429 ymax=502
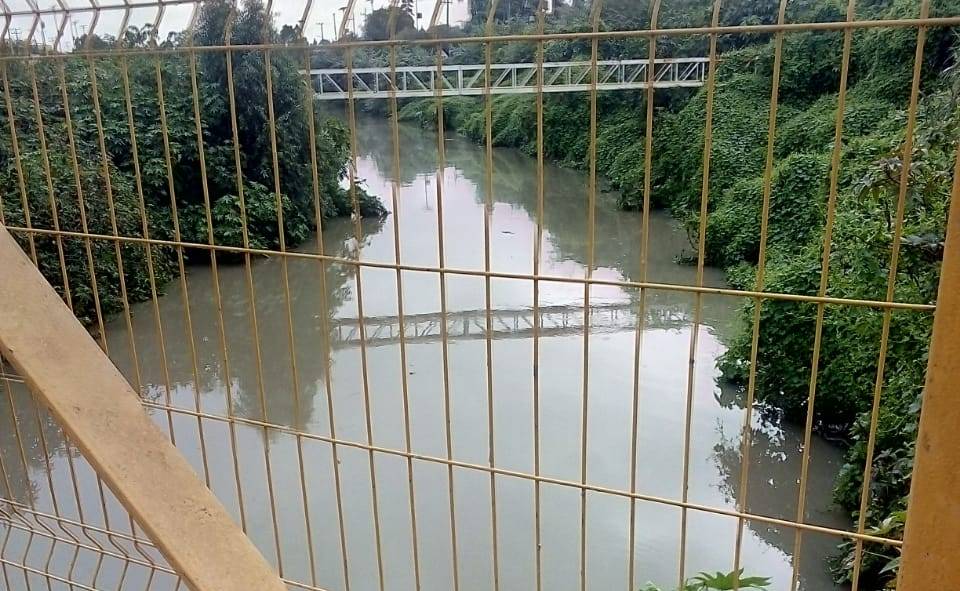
xmin=640 ymin=569 xmax=771 ymax=591
xmin=0 ymin=0 xmax=382 ymax=326
xmin=669 ymin=21 xmax=957 ymax=588
xmin=653 ymin=73 xmax=793 ymax=215
xmin=704 ymin=153 xmax=829 ymax=267
xmin=775 ymin=92 xmax=896 ymax=157
xmin=596 ymin=110 xmax=654 ymax=208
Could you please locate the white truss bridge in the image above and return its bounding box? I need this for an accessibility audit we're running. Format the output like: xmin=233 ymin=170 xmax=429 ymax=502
xmin=308 ymin=57 xmax=709 ymax=100
xmin=328 ymin=301 xmax=690 ymax=348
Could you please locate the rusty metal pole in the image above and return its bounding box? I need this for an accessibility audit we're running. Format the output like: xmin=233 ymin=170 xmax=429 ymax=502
xmin=0 ymin=226 xmax=287 ymax=591
xmin=898 ymin=149 xmax=960 ymax=590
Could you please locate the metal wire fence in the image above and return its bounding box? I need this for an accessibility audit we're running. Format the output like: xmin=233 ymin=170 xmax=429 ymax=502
xmin=0 ymin=0 xmax=958 ymax=590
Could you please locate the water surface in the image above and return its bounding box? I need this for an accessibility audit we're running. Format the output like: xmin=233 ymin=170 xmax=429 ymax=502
xmin=0 ymin=117 xmax=848 ymax=591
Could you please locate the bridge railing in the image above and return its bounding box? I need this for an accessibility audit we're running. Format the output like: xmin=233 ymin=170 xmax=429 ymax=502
xmin=0 ymin=1 xmax=959 ymax=590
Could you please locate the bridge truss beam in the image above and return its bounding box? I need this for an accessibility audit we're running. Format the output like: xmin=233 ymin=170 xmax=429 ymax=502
xmin=308 ymin=58 xmax=709 ymax=100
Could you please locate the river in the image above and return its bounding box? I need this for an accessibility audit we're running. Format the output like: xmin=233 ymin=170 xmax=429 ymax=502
xmin=0 ymin=117 xmax=849 ymax=591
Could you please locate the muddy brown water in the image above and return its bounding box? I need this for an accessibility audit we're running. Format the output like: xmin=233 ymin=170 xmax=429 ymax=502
xmin=0 ymin=117 xmax=849 ymax=591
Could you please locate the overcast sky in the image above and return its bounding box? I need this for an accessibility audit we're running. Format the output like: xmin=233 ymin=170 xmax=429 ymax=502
xmin=294 ymin=0 xmax=471 ymax=40
xmin=5 ymin=0 xmax=472 ymax=47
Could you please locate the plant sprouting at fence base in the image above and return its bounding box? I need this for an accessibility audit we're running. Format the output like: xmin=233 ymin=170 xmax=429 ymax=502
xmin=640 ymin=569 xmax=771 ymax=591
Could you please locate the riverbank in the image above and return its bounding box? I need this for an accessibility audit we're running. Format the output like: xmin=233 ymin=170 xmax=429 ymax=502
xmin=387 ymin=38 xmax=956 ymax=583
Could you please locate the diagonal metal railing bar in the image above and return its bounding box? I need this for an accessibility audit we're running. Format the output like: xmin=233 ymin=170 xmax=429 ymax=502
xmin=0 ymin=226 xmax=287 ymax=591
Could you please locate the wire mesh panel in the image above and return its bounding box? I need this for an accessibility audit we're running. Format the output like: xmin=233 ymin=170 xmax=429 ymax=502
xmin=0 ymin=362 xmax=184 ymax=590
xmin=0 ymin=0 xmax=957 ymax=590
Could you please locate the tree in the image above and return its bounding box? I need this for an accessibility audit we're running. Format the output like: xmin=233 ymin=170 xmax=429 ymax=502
xmin=363 ymin=7 xmax=415 ymax=41
xmin=470 ymin=0 xmax=539 ymax=22
xmin=194 ymin=0 xmax=380 ymax=225
xmin=0 ymin=0 xmax=383 ymax=325
xmin=278 ymin=24 xmax=299 ymax=44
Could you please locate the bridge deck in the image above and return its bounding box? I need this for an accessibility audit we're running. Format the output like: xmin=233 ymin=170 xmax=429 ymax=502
xmin=308 ymin=57 xmax=709 ymax=100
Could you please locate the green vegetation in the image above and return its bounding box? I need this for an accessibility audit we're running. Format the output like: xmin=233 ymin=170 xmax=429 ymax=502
xmin=362 ymin=7 xmax=416 ymax=41
xmin=389 ymin=1 xmax=958 ymax=587
xmin=642 ymin=570 xmax=771 ymax=591
xmin=0 ymin=0 xmax=953 ymax=586
xmin=0 ymin=0 xmax=383 ymax=326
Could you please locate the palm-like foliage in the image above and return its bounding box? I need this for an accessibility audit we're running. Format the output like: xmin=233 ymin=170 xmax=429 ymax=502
xmin=639 ymin=570 xmax=771 ymax=591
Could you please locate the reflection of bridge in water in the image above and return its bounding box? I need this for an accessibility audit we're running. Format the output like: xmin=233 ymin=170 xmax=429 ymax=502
xmin=330 ymin=302 xmax=691 ymax=347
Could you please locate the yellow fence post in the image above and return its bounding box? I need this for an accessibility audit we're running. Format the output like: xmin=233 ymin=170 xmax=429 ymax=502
xmin=897 ymin=150 xmax=960 ymax=590
xmin=0 ymin=226 xmax=287 ymax=591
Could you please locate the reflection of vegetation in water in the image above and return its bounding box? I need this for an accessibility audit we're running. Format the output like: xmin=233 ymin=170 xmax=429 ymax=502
xmin=354 ymin=115 xmax=443 ymax=187
xmin=0 ymin=380 xmax=76 ymax=506
xmin=226 ymin=215 xmax=387 ymax=432
xmin=111 ymin=213 xmax=386 ymax=438
xmin=714 ymin=409 xmax=807 ymax=543
xmin=356 ymin=117 xmax=705 ymax=277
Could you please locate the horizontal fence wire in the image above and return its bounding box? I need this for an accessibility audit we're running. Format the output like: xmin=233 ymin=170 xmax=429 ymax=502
xmin=0 ymin=0 xmax=953 ymax=590
xmin=0 ymin=226 xmax=939 ymax=311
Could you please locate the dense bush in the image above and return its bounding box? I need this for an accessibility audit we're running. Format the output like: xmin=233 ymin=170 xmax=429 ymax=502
xmin=0 ymin=0 xmax=383 ymax=325
xmin=704 ymin=153 xmax=829 ymax=267
xmin=700 ymin=24 xmax=957 ymax=589
xmin=0 ymin=124 xmax=176 ymax=324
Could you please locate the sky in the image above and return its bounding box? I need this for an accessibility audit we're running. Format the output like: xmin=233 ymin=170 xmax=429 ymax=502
xmin=295 ymin=0 xmax=472 ymax=40
xmin=3 ymin=0 xmax=473 ymax=47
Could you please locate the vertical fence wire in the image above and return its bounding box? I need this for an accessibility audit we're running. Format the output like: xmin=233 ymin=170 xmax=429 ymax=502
xmin=294 ymin=3 xmax=321 ymax=587
xmin=533 ymin=6 xmax=547 ymax=591
xmin=343 ymin=2 xmax=389 ymax=589
xmin=384 ymin=4 xmax=423 ymax=590
xmin=627 ymin=2 xmax=663 ymax=588
xmin=580 ymin=5 xmax=603 ymax=591
xmin=730 ymin=0 xmax=788 ymax=588
xmin=848 ymin=1 xmax=931 ymax=588
xmin=429 ymin=3 xmax=462 ymax=590
xmin=300 ymin=9 xmax=355 ymax=587
xmin=482 ymin=5 xmax=501 ymax=591
xmin=220 ymin=0 xmax=259 ymax=539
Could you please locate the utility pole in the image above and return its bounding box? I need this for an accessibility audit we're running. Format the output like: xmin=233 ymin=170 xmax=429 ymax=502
xmin=319 ymin=21 xmax=325 ymax=41
xmin=332 ymin=11 xmax=338 ymax=38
